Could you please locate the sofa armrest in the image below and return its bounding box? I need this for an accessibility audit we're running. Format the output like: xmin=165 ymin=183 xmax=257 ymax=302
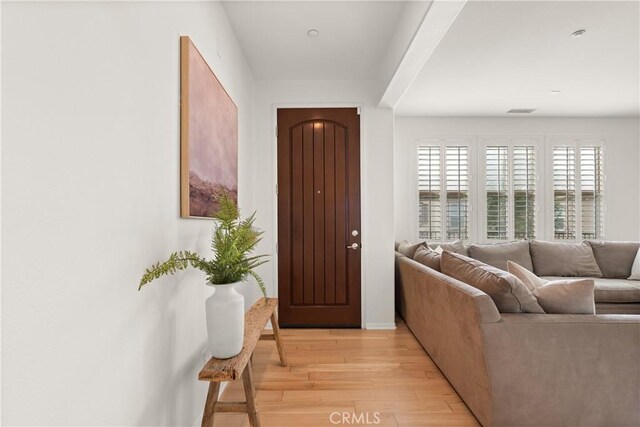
xmin=482 ymin=314 xmax=640 ymax=427
xmin=396 ymin=256 xmax=500 ymax=426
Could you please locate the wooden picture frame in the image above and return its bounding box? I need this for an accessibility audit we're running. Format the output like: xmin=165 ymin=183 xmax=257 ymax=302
xmin=180 ymin=36 xmax=238 ymax=218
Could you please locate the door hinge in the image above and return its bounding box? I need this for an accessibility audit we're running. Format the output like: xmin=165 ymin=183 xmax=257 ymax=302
xmin=276 ymin=184 xmax=278 ymax=195
xmin=276 ymin=126 xmax=278 ymax=138
xmin=356 ymin=107 xmax=361 ymax=115
xmin=276 ymin=242 xmax=278 ymax=254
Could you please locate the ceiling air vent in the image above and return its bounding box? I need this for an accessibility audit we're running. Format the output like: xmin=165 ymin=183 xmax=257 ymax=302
xmin=507 ymin=108 xmax=536 ymax=114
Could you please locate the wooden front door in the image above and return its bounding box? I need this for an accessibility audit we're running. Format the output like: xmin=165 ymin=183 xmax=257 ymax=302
xmin=277 ymin=108 xmax=361 ymax=327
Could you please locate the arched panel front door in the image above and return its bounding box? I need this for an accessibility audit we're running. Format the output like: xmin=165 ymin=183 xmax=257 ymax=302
xmin=277 ymin=108 xmax=361 ymax=327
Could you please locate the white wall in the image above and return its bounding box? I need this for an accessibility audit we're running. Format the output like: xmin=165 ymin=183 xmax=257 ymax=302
xmin=2 ymin=2 xmax=255 ymax=425
xmin=394 ymin=117 xmax=640 ymax=242
xmin=251 ymin=80 xmax=396 ymax=329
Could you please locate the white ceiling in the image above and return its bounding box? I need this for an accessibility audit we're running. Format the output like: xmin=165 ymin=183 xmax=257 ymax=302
xmin=222 ymin=1 xmax=406 ymax=81
xmin=395 ymin=1 xmax=640 ymax=117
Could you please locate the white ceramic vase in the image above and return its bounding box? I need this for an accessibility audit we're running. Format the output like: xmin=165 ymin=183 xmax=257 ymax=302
xmin=205 ymin=282 xmax=244 ymax=359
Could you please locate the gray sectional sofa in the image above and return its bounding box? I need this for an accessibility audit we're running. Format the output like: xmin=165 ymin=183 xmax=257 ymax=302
xmin=394 ymin=239 xmax=640 ymax=427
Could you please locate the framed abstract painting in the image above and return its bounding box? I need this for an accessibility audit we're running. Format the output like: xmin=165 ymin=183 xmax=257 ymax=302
xmin=180 ymin=36 xmax=238 ymax=218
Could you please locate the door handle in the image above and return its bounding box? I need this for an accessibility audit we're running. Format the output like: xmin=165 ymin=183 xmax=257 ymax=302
xmin=347 ymin=243 xmax=360 ymax=250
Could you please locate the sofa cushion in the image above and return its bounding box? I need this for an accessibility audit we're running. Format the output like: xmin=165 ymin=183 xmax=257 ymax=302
xmin=586 ymin=240 xmax=640 ymax=278
xmin=397 ymin=240 xmax=425 ymax=258
xmin=542 ymin=276 xmax=640 ymax=303
xmin=440 ymin=251 xmax=544 ymax=313
xmin=530 ymin=240 xmax=602 ymax=277
xmin=508 ymin=261 xmax=595 ymax=314
xmin=593 ymin=279 xmax=640 ymax=303
xmin=595 ymin=302 xmax=640 ymax=315
xmin=468 ymin=241 xmax=533 ymax=272
xmin=428 ymin=240 xmax=469 ymax=256
xmin=413 ymin=245 xmax=441 ymax=271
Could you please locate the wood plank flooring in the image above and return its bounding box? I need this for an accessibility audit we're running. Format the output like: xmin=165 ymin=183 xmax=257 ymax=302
xmin=212 ymin=318 xmax=479 ymax=427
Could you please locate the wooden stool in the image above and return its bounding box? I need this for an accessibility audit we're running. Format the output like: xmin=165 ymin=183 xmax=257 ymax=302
xmin=198 ymin=298 xmax=287 ymax=427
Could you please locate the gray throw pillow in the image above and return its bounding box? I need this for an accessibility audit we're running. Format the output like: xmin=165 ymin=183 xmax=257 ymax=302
xmin=586 ymin=240 xmax=640 ymax=278
xmin=468 ymin=240 xmax=533 ymax=272
xmin=413 ymin=245 xmax=441 ymax=271
xmin=529 ymin=240 xmax=602 ymax=277
xmin=397 ymin=240 xmax=425 ymax=258
xmin=507 ymin=261 xmax=595 ymax=314
xmin=440 ymin=251 xmax=544 ymax=313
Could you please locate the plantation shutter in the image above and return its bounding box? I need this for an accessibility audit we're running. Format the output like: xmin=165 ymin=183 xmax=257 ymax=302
xmin=553 ymin=147 xmax=576 ymax=239
xmin=485 ymin=146 xmax=509 ymax=240
xmin=446 ymin=146 xmax=469 ymax=240
xmin=417 ymin=146 xmax=441 ymax=240
xmin=580 ymin=146 xmax=604 ymax=239
xmin=513 ymin=146 xmax=536 ymax=239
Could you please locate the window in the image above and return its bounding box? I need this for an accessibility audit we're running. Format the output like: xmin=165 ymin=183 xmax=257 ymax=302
xmin=417 ymin=142 xmax=469 ymax=241
xmin=553 ymin=147 xmax=576 ymax=239
xmin=552 ymin=142 xmax=604 ymax=240
xmin=580 ymin=147 xmax=604 ymax=239
xmin=446 ymin=146 xmax=469 ymax=240
xmin=417 ymin=146 xmax=441 ymax=240
xmin=482 ymin=139 xmax=537 ymax=241
xmin=513 ymin=146 xmax=536 ymax=239
xmin=414 ymin=136 xmax=605 ymax=242
xmin=485 ymin=146 xmax=509 ymax=239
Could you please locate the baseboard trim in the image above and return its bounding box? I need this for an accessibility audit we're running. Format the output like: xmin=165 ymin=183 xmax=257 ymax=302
xmin=270 ymin=323 xmax=398 ymax=330
xmin=365 ymin=322 xmax=397 ymax=330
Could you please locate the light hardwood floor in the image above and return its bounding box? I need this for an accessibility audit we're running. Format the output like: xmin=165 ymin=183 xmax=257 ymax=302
xmin=212 ymin=318 xmax=479 ymax=427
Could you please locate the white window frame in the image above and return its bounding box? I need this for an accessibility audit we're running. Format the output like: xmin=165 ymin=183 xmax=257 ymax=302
xmin=478 ymin=136 xmax=543 ymax=243
xmin=412 ymin=137 xmax=477 ymax=243
xmin=544 ymin=136 xmax=607 ymax=241
xmin=411 ymin=135 xmax=607 ymax=243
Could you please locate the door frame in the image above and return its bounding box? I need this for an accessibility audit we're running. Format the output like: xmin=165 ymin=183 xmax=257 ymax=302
xmin=271 ymin=103 xmax=368 ymax=328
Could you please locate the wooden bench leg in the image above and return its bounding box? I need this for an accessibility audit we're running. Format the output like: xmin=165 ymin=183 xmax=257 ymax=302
xmin=242 ymin=361 xmax=261 ymax=427
xmin=270 ymin=312 xmax=288 ymax=367
xmin=201 ymin=382 xmax=220 ymax=427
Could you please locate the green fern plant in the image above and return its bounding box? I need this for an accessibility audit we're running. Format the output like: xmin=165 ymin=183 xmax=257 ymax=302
xmin=138 ymin=193 xmax=268 ymax=297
